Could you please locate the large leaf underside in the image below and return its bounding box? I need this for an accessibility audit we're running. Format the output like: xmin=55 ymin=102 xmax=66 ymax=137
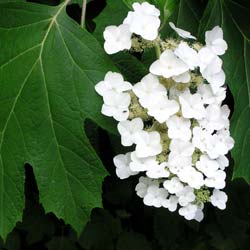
xmin=0 ymin=1 xmax=116 ymax=239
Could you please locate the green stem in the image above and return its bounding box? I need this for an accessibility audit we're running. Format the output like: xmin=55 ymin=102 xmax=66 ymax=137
xmin=80 ymin=0 xmax=87 ymax=28
xmin=155 ymin=43 xmax=161 ymax=59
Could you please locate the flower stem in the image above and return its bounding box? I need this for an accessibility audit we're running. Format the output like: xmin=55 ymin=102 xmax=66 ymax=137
xmin=80 ymin=0 xmax=87 ymax=28
xmin=155 ymin=43 xmax=161 ymax=59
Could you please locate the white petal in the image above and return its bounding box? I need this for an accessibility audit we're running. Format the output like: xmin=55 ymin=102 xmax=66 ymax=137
xmin=169 ymin=22 xmax=196 ymax=40
xmin=172 ymin=71 xmax=191 ymax=83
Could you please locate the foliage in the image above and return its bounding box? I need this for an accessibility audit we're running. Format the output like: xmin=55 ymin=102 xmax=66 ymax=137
xmin=0 ymin=0 xmax=250 ymax=248
xmin=0 ymin=0 xmax=115 ymax=240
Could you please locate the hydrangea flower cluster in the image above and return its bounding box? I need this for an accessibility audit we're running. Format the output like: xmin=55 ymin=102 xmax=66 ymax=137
xmin=95 ymin=2 xmax=234 ymax=221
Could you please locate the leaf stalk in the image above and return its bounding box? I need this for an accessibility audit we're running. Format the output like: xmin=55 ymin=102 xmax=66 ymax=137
xmin=81 ymin=0 xmax=87 ymax=28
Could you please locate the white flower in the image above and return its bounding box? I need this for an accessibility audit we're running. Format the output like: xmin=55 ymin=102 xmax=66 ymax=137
xmin=199 ymin=104 xmax=229 ymax=132
xmin=198 ymin=47 xmax=222 ymax=73
xmin=169 ymin=22 xmax=196 ymax=40
xmin=124 ymin=2 xmax=160 ymax=40
xmin=217 ymin=155 xmax=229 ymax=170
xmin=146 ymin=162 xmax=170 ymax=179
xmin=171 ymin=41 xmax=200 ymax=83
xmin=162 ymin=195 xmax=179 ymax=212
xmin=143 ymin=185 xmax=168 ymax=208
xmin=216 ymin=129 xmax=235 ymax=152
xmin=95 ymin=72 xmax=132 ymax=121
xmin=147 ymin=96 xmax=180 ymax=123
xmin=150 ymin=50 xmax=189 ymax=78
xmin=177 ymin=186 xmax=195 ymax=206
xmin=179 ymin=204 xmax=198 ymax=220
xmin=163 ymin=177 xmax=184 ymax=194
xmin=98 ymin=21 xmax=233 ymax=221
xmin=103 ymin=24 xmax=132 ymax=54
xmin=204 ymin=170 xmax=226 ymax=189
xmin=206 ymin=137 xmax=226 ymax=159
xmin=198 ymin=47 xmax=223 ymax=79
xmin=135 ymin=177 xmax=159 ymax=198
xmin=95 ymin=71 xmax=132 ymax=97
xmin=198 ymin=47 xmax=225 ymax=93
xmin=180 ymin=167 xmax=204 ymax=189
xmin=210 ymin=189 xmax=228 ymax=210
xmin=132 ymin=1 xmax=160 ymax=16
xmin=206 ymin=134 xmax=228 ymax=159
xmin=113 ymin=153 xmax=138 ymax=179
xmin=172 ymin=71 xmax=191 ymax=83
xmin=206 ymin=70 xmax=226 ymax=94
xmin=174 ymin=42 xmax=199 ymax=70
xmin=168 ymin=155 xmax=192 ymax=176
xmin=134 ymin=131 xmax=162 ymax=158
xmin=169 ymin=86 xmax=185 ymax=100
xmin=130 ymin=152 xmax=158 ymax=172
xmin=176 ymin=166 xmax=193 ymax=183
xmin=133 ymin=73 xmax=166 ymax=108
xmin=197 ymin=84 xmax=226 ymax=105
xmin=205 ymin=130 xmax=234 ymax=159
xmin=101 ymin=92 xmax=131 ymax=121
xmin=193 ymin=128 xmax=233 ymax=160
xmin=197 ymin=84 xmax=216 ymax=104
xmin=212 ymin=86 xmax=227 ymax=104
xmin=192 ymin=126 xmax=210 ymax=152
xmin=179 ymin=90 xmax=206 ymax=120
xmin=169 ymin=139 xmax=195 ymax=156
xmin=194 ymin=208 xmax=204 ymax=222
xmin=205 ymin=26 xmax=228 ymax=55
xmin=117 ymin=118 xmax=144 ymax=146
xmin=196 ymin=155 xmax=219 ymax=178
xmin=166 ymin=115 xmax=191 ymax=141
xmin=168 ymin=140 xmax=194 ymax=175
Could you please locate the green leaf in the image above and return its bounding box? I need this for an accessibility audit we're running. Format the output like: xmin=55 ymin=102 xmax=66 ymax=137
xmin=1 ymin=0 xmax=24 ymax=2
xmin=173 ymin=0 xmax=202 ymax=33
xmin=162 ymin=0 xmax=206 ymax=38
xmin=122 ymin=0 xmax=146 ymax=9
xmin=94 ymin=0 xmax=127 ymax=42
xmin=111 ymin=53 xmax=148 ymax=83
xmin=0 ymin=0 xmax=118 ymax=239
xmin=198 ymin=0 xmax=250 ymax=182
xmin=155 ymin=0 xmax=176 ymax=28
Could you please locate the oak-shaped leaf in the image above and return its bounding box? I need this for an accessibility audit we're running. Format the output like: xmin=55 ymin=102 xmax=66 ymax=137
xmin=0 ymin=0 xmax=116 ymax=240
